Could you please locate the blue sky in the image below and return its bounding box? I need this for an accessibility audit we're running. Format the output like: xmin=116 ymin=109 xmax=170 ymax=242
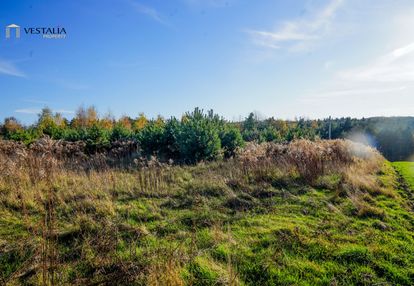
xmin=1 ymin=0 xmax=414 ymax=124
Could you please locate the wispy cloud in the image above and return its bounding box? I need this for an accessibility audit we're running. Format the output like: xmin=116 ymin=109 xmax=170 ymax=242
xmin=15 ymin=108 xmax=74 ymax=115
xmin=15 ymin=108 xmax=41 ymax=115
xmin=301 ymin=86 xmax=407 ymax=103
xmin=302 ymin=42 xmax=414 ymax=107
xmin=247 ymin=0 xmax=344 ymax=51
xmin=337 ymin=42 xmax=414 ymax=83
xmin=0 ymin=59 xmax=26 ymax=77
xmin=183 ymin=0 xmax=235 ymax=8
xmin=129 ymin=1 xmax=169 ymax=26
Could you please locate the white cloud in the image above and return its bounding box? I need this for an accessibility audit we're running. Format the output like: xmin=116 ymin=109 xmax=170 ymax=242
xmin=338 ymin=42 xmax=414 ymax=83
xmin=15 ymin=108 xmax=74 ymax=115
xmin=15 ymin=108 xmax=41 ymax=114
xmin=130 ymin=1 xmax=168 ymax=26
xmin=247 ymin=0 xmax=344 ymax=51
xmin=302 ymin=86 xmax=407 ymax=103
xmin=0 ymin=59 xmax=26 ymax=77
xmin=298 ymin=42 xmax=414 ymax=117
xmin=183 ymin=0 xmax=235 ymax=8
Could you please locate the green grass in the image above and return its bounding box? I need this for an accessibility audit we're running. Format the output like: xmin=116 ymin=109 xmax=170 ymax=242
xmin=393 ymin=162 xmax=414 ymax=189
xmin=1 ymin=161 xmax=414 ymax=285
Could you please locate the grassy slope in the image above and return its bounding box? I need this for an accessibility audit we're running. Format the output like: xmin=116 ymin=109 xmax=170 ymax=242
xmin=1 ymin=162 xmax=414 ymax=285
xmin=393 ymin=162 xmax=414 ymax=189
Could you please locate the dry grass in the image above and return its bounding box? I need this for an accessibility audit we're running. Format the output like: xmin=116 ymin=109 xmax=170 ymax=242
xmin=237 ymin=139 xmax=384 ymax=188
xmin=0 ymin=138 xmax=395 ymax=285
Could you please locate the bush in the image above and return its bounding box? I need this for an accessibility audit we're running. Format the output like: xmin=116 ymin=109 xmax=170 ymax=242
xmin=261 ymin=127 xmax=282 ymax=143
xmin=110 ymin=124 xmax=132 ymax=141
xmin=220 ymin=125 xmax=244 ymax=158
xmin=6 ymin=128 xmax=38 ymax=144
xmin=61 ymin=128 xmax=82 ymax=141
xmin=177 ymin=108 xmax=222 ymax=163
xmin=160 ymin=118 xmax=181 ymax=161
xmin=83 ymin=125 xmax=110 ymax=153
xmin=138 ymin=121 xmax=165 ymax=157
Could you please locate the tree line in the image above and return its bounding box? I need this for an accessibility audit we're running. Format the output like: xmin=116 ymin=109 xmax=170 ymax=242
xmin=1 ymin=106 xmax=413 ymax=162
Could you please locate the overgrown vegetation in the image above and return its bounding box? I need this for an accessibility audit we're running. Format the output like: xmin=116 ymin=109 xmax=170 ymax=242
xmin=2 ymin=107 xmax=413 ymax=162
xmin=0 ymin=107 xmax=245 ymax=164
xmin=1 ymin=139 xmax=413 ymax=285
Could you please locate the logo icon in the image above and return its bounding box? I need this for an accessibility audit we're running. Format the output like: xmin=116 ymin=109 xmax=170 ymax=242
xmin=6 ymin=24 xmax=20 ymax=39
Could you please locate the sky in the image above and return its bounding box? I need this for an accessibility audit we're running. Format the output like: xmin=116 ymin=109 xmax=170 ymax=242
xmin=1 ymin=0 xmax=414 ymax=124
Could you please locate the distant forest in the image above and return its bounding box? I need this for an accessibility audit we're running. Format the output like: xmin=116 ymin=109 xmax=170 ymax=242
xmin=317 ymin=116 xmax=414 ymax=161
xmin=1 ymin=107 xmax=413 ymax=162
xmin=238 ymin=114 xmax=414 ymax=161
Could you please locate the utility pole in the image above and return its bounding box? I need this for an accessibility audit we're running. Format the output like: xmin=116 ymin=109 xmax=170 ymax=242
xmin=328 ymin=116 xmax=332 ymax=140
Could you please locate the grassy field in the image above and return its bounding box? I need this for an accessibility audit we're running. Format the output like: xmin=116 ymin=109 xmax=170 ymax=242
xmin=393 ymin=162 xmax=414 ymax=189
xmin=1 ymin=140 xmax=414 ymax=285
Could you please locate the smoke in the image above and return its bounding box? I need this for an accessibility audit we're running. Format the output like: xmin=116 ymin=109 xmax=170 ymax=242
xmin=346 ymin=132 xmax=377 ymax=148
xmin=346 ymin=132 xmax=378 ymax=159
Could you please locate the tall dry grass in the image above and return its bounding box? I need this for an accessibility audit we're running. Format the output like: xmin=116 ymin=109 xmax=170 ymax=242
xmin=0 ymin=138 xmax=387 ymax=285
xmin=236 ymin=139 xmax=384 ymax=185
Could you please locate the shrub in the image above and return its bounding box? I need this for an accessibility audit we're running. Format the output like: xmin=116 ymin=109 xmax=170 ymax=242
xmin=6 ymin=128 xmax=38 ymax=144
xmin=138 ymin=120 xmax=165 ymax=157
xmin=160 ymin=118 xmax=181 ymax=161
xmin=261 ymin=126 xmax=282 ymax=143
xmin=177 ymin=108 xmax=222 ymax=163
xmin=219 ymin=125 xmax=244 ymax=158
xmin=61 ymin=128 xmax=82 ymax=141
xmin=84 ymin=124 xmax=110 ymax=153
xmin=110 ymin=124 xmax=132 ymax=141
